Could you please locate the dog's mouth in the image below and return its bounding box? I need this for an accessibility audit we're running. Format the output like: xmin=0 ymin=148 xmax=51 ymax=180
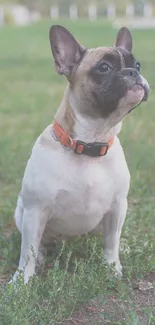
xmin=141 ymin=86 xmax=149 ymax=102
xmin=133 ymin=83 xmax=149 ymax=101
xmin=139 ymin=83 xmax=149 ymax=102
xmin=127 ymin=83 xmax=149 ymax=114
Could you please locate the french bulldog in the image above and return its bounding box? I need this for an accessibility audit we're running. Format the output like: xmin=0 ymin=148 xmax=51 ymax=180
xmin=10 ymin=25 xmax=149 ymax=283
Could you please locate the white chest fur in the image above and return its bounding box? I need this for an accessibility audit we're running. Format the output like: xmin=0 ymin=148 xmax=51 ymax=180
xmin=21 ymin=127 xmax=130 ymax=239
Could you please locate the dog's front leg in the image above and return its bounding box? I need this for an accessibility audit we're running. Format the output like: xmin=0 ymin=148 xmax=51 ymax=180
xmin=103 ymin=198 xmax=127 ymax=276
xmin=11 ymin=207 xmax=48 ymax=284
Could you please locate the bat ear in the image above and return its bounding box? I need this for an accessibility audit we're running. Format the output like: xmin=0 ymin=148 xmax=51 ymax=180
xmin=49 ymin=25 xmax=86 ymax=79
xmin=114 ymin=27 xmax=132 ymax=52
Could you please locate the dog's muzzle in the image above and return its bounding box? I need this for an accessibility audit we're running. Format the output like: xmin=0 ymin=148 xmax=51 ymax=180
xmin=138 ymin=75 xmax=150 ymax=102
xmin=122 ymin=68 xmax=149 ymax=102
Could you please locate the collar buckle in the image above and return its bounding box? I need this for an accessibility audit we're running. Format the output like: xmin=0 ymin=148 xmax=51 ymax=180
xmin=74 ymin=140 xmax=109 ymax=157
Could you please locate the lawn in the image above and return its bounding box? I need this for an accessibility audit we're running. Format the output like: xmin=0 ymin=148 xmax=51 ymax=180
xmin=0 ymin=19 xmax=155 ymax=325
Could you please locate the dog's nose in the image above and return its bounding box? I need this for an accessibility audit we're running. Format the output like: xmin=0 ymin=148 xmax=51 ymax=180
xmin=122 ymin=68 xmax=139 ymax=78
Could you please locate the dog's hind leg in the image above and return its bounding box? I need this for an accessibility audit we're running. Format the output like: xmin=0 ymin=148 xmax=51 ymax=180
xmin=37 ymin=243 xmax=46 ymax=267
xmin=10 ymin=207 xmax=48 ymax=284
xmin=14 ymin=194 xmax=24 ymax=233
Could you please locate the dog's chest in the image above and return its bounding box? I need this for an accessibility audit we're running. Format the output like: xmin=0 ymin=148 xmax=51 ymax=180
xmin=50 ymin=159 xmax=114 ymax=234
xmin=23 ymin=138 xmax=127 ymax=236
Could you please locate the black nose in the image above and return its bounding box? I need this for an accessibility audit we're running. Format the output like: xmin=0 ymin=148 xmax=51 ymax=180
xmin=122 ymin=68 xmax=139 ymax=78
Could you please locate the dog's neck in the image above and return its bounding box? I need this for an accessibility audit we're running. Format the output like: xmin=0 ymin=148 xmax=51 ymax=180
xmin=55 ymin=85 xmax=122 ymax=143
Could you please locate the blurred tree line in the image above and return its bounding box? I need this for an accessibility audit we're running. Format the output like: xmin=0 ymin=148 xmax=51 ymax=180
xmin=1 ymin=0 xmax=155 ymax=16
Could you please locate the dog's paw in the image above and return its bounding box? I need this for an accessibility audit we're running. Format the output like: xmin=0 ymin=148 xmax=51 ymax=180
xmin=8 ymin=269 xmax=26 ymax=286
xmin=104 ymin=253 xmax=123 ymax=277
xmin=114 ymin=262 xmax=123 ymax=277
xmin=8 ymin=279 xmax=14 ymax=285
xmin=8 ymin=270 xmax=21 ymax=284
xmin=9 ymin=268 xmax=34 ymax=285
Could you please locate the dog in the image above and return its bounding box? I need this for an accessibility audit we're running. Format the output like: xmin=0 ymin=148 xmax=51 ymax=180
xmin=10 ymin=25 xmax=149 ymax=283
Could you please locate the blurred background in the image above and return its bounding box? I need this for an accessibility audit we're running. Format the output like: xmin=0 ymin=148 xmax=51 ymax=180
xmin=1 ymin=0 xmax=155 ymax=27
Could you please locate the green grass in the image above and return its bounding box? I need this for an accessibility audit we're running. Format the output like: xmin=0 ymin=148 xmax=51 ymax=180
xmin=0 ymin=19 xmax=155 ymax=324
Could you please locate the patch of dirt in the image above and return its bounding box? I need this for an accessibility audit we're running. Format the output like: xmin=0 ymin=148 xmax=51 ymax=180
xmin=0 ymin=272 xmax=8 ymax=284
xmin=57 ymin=295 xmax=127 ymax=325
xmin=144 ymin=271 xmax=155 ymax=283
xmin=58 ymin=273 xmax=155 ymax=325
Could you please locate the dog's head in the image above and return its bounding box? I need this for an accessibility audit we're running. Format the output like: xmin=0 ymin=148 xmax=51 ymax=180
xmin=49 ymin=25 xmax=149 ymax=126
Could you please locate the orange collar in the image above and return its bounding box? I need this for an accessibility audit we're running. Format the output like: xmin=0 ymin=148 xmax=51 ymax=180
xmin=52 ymin=120 xmax=114 ymax=157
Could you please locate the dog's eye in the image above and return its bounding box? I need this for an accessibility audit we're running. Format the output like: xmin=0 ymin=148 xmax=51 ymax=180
xmin=97 ymin=63 xmax=111 ymax=73
xmin=136 ymin=61 xmax=140 ymax=71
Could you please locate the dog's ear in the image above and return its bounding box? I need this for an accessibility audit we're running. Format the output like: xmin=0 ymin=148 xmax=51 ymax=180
xmin=49 ymin=25 xmax=86 ymax=79
xmin=114 ymin=27 xmax=132 ymax=52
